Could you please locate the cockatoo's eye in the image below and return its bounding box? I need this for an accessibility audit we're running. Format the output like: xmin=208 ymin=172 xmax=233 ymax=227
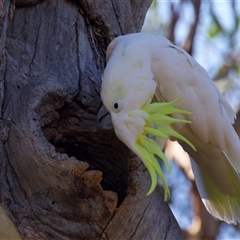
xmin=112 ymin=99 xmax=123 ymax=113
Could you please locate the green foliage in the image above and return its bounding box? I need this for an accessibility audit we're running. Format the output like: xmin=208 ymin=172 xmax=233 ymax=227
xmin=208 ymin=18 xmax=223 ymax=38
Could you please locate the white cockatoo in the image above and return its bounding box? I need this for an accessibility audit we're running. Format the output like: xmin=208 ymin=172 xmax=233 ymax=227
xmin=100 ymin=33 xmax=240 ymax=224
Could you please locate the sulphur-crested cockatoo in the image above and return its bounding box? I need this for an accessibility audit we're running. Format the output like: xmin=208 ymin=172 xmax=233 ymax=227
xmin=100 ymin=33 xmax=240 ymax=224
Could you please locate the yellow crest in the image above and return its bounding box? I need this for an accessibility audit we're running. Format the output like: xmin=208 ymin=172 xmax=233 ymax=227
xmin=135 ymin=98 xmax=196 ymax=200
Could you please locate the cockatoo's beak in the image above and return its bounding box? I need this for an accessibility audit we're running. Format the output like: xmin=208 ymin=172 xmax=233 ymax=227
xmin=97 ymin=105 xmax=113 ymax=130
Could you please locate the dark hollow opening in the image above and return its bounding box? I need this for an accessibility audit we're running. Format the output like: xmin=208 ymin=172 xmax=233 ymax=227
xmin=40 ymin=99 xmax=129 ymax=207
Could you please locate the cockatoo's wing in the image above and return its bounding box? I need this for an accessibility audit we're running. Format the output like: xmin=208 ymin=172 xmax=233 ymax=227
xmin=151 ymin=41 xmax=240 ymax=223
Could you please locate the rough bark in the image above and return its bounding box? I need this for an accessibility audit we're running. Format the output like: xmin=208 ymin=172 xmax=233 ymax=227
xmin=0 ymin=0 xmax=184 ymax=239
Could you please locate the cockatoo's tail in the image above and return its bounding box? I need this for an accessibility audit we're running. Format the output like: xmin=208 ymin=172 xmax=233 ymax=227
xmin=135 ymin=98 xmax=195 ymax=200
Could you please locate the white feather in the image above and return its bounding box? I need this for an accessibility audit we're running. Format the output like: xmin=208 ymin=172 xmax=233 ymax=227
xmin=102 ymin=33 xmax=240 ymax=223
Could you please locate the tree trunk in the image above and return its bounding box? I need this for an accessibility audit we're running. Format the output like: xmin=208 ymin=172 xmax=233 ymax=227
xmin=0 ymin=0 xmax=184 ymax=239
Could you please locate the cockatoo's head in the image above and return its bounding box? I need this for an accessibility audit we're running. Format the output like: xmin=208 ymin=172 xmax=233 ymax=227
xmin=100 ymin=35 xmax=195 ymax=199
xmin=101 ymin=64 xmax=156 ymax=152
